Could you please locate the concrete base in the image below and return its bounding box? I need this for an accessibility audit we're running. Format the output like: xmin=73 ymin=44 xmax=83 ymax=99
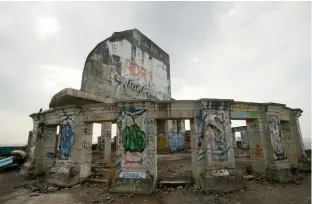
xmin=199 ymin=168 xmax=245 ymax=193
xmin=298 ymin=156 xmax=311 ymax=172
xmin=46 ymin=166 xmax=80 ymax=187
xmin=20 ymin=161 xmax=42 ymax=178
xmin=266 ymin=163 xmax=293 ymax=183
xmin=110 ymin=177 xmax=154 ymax=194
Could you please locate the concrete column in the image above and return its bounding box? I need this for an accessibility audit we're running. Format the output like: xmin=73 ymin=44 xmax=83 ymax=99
xmin=281 ymin=120 xmax=297 ymax=167
xmin=290 ymin=110 xmax=310 ymax=171
xmin=232 ymin=130 xmax=237 ymax=148
xmin=246 ymin=118 xmax=267 ymax=173
xmin=26 ymin=131 xmax=33 ymax=154
xmin=112 ymin=108 xmax=156 ymax=194
xmin=190 ymin=117 xmax=205 ymax=182
xmin=21 ymin=120 xmax=42 ymax=177
xmin=192 ymin=100 xmax=244 ymax=193
xmin=264 ymin=109 xmax=294 ymax=182
xmin=46 ymin=114 xmax=93 ymax=187
xmin=41 ymin=125 xmax=58 ymax=172
xmin=241 ymin=129 xmax=249 ymax=149
xmin=156 ymin=120 xmax=166 ymax=152
xmin=290 ymin=110 xmax=306 ymax=158
xmin=204 ymin=107 xmax=234 ymax=169
xmin=101 ymin=122 xmax=112 ymax=163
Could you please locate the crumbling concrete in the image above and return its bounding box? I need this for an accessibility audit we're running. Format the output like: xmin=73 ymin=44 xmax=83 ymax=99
xmin=21 ymin=29 xmax=308 ymax=194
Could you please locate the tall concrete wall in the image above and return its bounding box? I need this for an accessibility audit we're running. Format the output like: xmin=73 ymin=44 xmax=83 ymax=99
xmin=80 ymin=29 xmax=171 ymax=100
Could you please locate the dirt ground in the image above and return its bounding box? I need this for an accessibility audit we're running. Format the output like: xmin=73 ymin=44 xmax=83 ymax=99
xmin=0 ymin=153 xmax=311 ymax=204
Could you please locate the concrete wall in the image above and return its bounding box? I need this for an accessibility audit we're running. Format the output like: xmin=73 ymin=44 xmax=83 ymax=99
xmin=24 ymin=100 xmax=305 ymax=187
xmin=80 ymin=29 xmax=171 ymax=100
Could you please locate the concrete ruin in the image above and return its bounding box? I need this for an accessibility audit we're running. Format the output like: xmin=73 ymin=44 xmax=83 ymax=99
xmin=21 ymin=29 xmax=309 ymax=194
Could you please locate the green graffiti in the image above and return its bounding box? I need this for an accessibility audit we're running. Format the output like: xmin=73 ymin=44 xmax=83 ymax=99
xmin=122 ymin=124 xmax=146 ymax=152
xmin=247 ymin=111 xmax=257 ymax=118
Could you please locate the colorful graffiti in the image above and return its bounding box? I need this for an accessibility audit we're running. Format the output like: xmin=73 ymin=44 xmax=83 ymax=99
xmin=80 ymin=31 xmax=171 ymax=101
xmin=268 ymin=115 xmax=287 ymax=160
xmin=122 ymin=124 xmax=146 ymax=152
xmin=168 ymin=131 xmax=184 ymax=152
xmin=157 ymin=132 xmax=167 ymax=151
xmin=58 ymin=115 xmax=74 ymax=160
xmin=116 ymin=108 xmax=147 ymax=176
xmin=254 ymin=144 xmax=264 ymax=158
xmin=119 ymin=171 xmax=146 ymax=178
xmin=205 ymin=108 xmax=230 ymax=161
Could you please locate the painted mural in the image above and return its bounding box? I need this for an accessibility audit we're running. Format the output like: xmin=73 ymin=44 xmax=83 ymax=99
xmin=157 ymin=132 xmax=167 ymax=152
xmin=58 ymin=115 xmax=74 ymax=160
xmin=81 ymin=30 xmax=171 ymax=101
xmin=116 ymin=108 xmax=148 ymax=178
xmin=268 ymin=115 xmax=287 ymax=160
xmin=205 ymin=108 xmax=230 ymax=161
xmin=168 ymin=131 xmax=184 ymax=152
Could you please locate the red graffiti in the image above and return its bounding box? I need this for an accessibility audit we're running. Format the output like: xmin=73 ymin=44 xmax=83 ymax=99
xmin=255 ymin=144 xmax=264 ymax=158
xmin=124 ymin=59 xmax=147 ymax=81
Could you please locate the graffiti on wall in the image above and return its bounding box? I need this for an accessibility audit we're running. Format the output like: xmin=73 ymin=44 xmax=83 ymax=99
xmin=268 ymin=115 xmax=287 ymax=160
xmin=157 ymin=132 xmax=167 ymax=151
xmin=195 ymin=110 xmax=207 ymax=162
xmin=168 ymin=131 xmax=184 ymax=152
xmin=251 ymin=144 xmax=264 ymax=159
xmin=116 ymin=108 xmax=148 ymax=177
xmin=241 ymin=130 xmax=249 ymax=149
xmin=205 ymin=108 xmax=230 ymax=161
xmin=81 ymin=30 xmax=171 ymax=101
xmin=58 ymin=115 xmax=74 ymax=160
xmin=98 ymin=136 xmax=105 ymax=151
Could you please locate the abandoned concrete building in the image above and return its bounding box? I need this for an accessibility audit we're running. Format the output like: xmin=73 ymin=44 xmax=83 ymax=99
xmin=20 ymin=29 xmax=310 ymax=194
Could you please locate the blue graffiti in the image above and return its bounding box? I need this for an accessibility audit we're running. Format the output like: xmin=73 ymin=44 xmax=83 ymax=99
xmin=195 ymin=110 xmax=205 ymax=133
xmin=46 ymin=152 xmax=56 ymax=159
xmin=168 ymin=131 xmax=184 ymax=152
xmin=59 ymin=122 xmax=73 ymax=160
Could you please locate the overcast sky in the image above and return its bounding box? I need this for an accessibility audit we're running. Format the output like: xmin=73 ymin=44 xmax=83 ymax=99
xmin=0 ymin=1 xmax=310 ymax=148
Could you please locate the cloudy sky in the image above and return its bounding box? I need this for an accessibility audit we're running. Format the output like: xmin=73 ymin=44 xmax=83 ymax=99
xmin=0 ymin=1 xmax=310 ymax=148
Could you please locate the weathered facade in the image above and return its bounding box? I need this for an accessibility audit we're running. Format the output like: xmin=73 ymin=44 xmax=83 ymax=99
xmin=21 ymin=29 xmax=309 ymax=193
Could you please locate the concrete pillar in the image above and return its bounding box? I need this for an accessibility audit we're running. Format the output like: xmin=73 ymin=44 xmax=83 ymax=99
xmin=246 ymin=118 xmax=267 ymax=173
xmin=101 ymin=122 xmax=112 ymax=163
xmin=192 ymin=100 xmax=243 ymax=192
xmin=240 ymin=129 xmax=249 ymax=149
xmin=290 ymin=110 xmax=310 ymax=171
xmin=156 ymin=120 xmax=166 ymax=152
xmin=264 ymin=108 xmax=294 ymax=182
xmin=190 ymin=117 xmax=205 ymax=182
xmin=26 ymin=131 xmax=33 ymax=154
xmin=46 ymin=114 xmax=93 ymax=187
xmin=41 ymin=125 xmax=58 ymax=172
xmin=112 ymin=108 xmax=157 ymax=194
xmin=281 ymin=120 xmax=297 ymax=167
xmin=21 ymin=120 xmax=42 ymax=177
xmin=232 ymin=130 xmax=237 ymax=149
xmin=290 ymin=110 xmax=306 ymax=158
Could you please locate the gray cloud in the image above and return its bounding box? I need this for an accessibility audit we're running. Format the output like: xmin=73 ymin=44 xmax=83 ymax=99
xmin=0 ymin=2 xmax=310 ymax=147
